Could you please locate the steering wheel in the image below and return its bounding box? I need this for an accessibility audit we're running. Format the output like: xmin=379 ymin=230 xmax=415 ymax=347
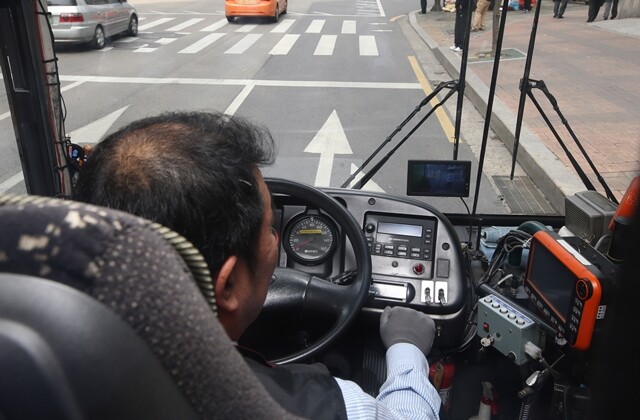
xmin=264 ymin=178 xmax=372 ymax=365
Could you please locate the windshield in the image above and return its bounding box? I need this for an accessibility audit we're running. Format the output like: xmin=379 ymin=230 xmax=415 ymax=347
xmin=2 ymin=3 xmax=640 ymax=416
xmin=1 ymin=0 xmax=638 ymax=218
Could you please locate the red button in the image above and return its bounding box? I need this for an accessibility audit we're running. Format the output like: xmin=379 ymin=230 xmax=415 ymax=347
xmin=413 ymin=263 xmax=424 ymax=275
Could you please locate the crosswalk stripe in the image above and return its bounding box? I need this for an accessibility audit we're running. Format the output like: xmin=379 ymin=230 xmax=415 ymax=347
xmin=138 ymin=17 xmax=174 ymax=31
xmin=201 ymin=19 xmax=228 ymax=32
xmin=134 ymin=44 xmax=157 ymax=53
xmin=113 ymin=16 xmax=387 ymax=57
xmin=314 ymin=35 xmax=336 ymax=56
xmin=225 ymin=34 xmax=263 ymax=54
xmin=359 ymin=35 xmax=378 ymax=56
xmin=306 ymin=20 xmax=325 ymax=33
xmin=236 ymin=24 xmax=258 ymax=33
xmin=271 ymin=19 xmax=295 ymax=33
xmin=156 ymin=38 xmax=178 ymax=45
xmin=342 ymin=20 xmax=356 ymax=34
xmin=269 ymin=34 xmax=300 ymax=55
xmin=166 ymin=18 xmax=205 ymax=32
xmin=179 ymin=32 xmax=225 ymax=54
xmin=357 ymin=0 xmax=384 ymax=16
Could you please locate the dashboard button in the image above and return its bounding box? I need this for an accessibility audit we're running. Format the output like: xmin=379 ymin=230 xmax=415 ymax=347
xmin=413 ymin=263 xmax=425 ymax=275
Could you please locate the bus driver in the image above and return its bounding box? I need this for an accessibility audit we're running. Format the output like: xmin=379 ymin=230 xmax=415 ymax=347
xmin=74 ymin=110 xmax=441 ymax=420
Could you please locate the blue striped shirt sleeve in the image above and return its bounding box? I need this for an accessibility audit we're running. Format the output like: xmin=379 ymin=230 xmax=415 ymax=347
xmin=334 ymin=343 xmax=441 ymax=419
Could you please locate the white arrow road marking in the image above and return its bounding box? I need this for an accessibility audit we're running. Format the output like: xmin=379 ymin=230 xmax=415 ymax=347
xmin=68 ymin=106 xmax=129 ymax=145
xmin=305 ymin=110 xmax=353 ymax=187
xmin=0 ymin=172 xmax=24 ymax=194
xmin=0 ymin=81 xmax=83 ymax=122
xmin=349 ymin=163 xmax=385 ymax=192
xmin=225 ymin=85 xmax=254 ymax=116
xmin=1 ymin=106 xmax=129 ymax=193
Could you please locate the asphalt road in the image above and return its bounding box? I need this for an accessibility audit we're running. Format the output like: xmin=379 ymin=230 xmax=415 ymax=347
xmin=1 ymin=0 xmax=513 ymax=214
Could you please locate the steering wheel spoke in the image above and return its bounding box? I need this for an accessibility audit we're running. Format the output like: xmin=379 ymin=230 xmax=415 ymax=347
xmin=305 ymin=275 xmax=359 ymax=318
xmin=261 ymin=267 xmax=309 ymax=316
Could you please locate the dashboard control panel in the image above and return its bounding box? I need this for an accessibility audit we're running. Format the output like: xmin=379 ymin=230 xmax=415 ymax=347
xmin=272 ymin=188 xmax=469 ymax=348
xmin=362 ymin=211 xmax=464 ymax=318
xmin=364 ymin=214 xmax=436 ymax=260
xmin=363 ymin=213 xmax=437 ymax=279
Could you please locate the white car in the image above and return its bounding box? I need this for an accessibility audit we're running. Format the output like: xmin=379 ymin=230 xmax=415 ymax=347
xmin=48 ymin=0 xmax=138 ymax=50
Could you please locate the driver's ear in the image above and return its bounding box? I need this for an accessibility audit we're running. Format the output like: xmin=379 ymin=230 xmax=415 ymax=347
xmin=214 ymin=255 xmax=240 ymax=312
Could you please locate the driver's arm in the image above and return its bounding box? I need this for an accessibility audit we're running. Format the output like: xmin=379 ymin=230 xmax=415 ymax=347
xmin=334 ymin=344 xmax=440 ymax=419
xmin=376 ymin=343 xmax=441 ymax=418
xmin=333 ymin=306 xmax=440 ymax=419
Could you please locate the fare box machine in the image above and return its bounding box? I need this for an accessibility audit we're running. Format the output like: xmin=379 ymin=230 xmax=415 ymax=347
xmin=477 ymin=230 xmax=621 ymax=365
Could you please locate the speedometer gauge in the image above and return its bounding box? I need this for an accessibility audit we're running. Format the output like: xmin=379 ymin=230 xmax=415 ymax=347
xmin=284 ymin=215 xmax=337 ymax=264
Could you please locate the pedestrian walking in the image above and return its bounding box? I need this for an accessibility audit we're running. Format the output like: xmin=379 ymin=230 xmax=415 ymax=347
xmin=419 ymin=0 xmax=427 ymax=14
xmin=553 ymin=0 xmax=568 ymax=18
xmin=587 ymin=0 xmax=605 ymax=22
xmin=451 ymin=0 xmax=476 ymax=53
xmin=602 ymin=0 xmax=613 ymax=19
xmin=610 ymin=0 xmax=619 ymax=19
xmin=472 ymin=0 xmax=491 ymax=31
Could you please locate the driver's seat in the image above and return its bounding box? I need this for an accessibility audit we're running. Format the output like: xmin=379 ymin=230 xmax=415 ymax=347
xmin=0 ymin=194 xmax=300 ymax=420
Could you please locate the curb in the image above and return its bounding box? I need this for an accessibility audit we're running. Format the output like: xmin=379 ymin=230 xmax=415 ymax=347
xmin=408 ymin=11 xmax=585 ymax=213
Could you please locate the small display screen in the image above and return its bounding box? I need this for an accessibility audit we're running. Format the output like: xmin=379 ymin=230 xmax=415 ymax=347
xmin=527 ymin=242 xmax=575 ymax=320
xmin=406 ymin=160 xmax=471 ymax=197
xmin=377 ymin=221 xmax=422 ymax=237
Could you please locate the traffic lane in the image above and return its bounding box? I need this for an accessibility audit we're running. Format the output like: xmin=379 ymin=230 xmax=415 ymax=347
xmin=237 ymin=83 xmax=505 ymax=213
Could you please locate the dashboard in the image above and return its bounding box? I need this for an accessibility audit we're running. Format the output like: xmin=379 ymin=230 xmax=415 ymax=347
xmin=271 ymin=187 xmax=469 ymax=348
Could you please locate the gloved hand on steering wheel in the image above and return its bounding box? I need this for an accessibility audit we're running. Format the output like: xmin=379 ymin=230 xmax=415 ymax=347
xmin=379 ymin=306 xmax=436 ymax=356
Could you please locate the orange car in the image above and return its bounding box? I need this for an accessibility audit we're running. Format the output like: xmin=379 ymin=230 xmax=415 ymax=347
xmin=225 ymin=0 xmax=287 ymax=23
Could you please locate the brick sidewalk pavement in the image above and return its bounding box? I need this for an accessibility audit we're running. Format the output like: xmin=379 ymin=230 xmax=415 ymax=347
xmin=413 ymin=0 xmax=640 ymax=203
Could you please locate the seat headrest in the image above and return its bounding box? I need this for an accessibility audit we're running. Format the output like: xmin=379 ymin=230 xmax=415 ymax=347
xmin=0 ymin=194 xmax=299 ymax=419
xmin=0 ymin=272 xmax=199 ymax=420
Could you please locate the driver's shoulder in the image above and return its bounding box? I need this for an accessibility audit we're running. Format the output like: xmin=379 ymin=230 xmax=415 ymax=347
xmin=242 ymin=355 xmax=347 ymax=419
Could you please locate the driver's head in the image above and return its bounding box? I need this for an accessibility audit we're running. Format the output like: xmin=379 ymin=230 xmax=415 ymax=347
xmin=74 ymin=111 xmax=279 ymax=340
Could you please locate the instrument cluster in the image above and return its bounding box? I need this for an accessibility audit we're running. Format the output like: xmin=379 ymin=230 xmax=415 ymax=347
xmin=282 ymin=214 xmax=338 ymax=265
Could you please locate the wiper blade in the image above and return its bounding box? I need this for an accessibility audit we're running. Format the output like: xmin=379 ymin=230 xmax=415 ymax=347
xmin=341 ymin=80 xmax=458 ymax=190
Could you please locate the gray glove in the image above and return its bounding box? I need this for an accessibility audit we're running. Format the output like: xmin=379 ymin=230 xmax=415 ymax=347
xmin=379 ymin=306 xmax=436 ymax=356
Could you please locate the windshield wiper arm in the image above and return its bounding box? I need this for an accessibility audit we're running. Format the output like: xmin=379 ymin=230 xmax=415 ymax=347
xmin=341 ymin=80 xmax=458 ymax=190
xmin=508 ymin=1 xmax=618 ymax=204
xmin=513 ymin=78 xmax=618 ymax=204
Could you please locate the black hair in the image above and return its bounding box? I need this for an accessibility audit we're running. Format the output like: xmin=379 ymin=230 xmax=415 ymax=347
xmin=74 ymin=111 xmax=276 ymax=276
